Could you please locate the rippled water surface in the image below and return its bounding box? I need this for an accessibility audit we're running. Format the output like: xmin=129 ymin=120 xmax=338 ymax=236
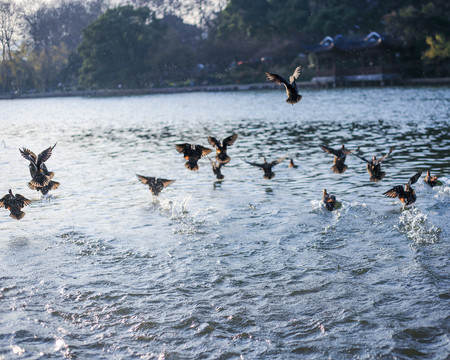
xmin=1 ymin=87 xmax=449 ymax=359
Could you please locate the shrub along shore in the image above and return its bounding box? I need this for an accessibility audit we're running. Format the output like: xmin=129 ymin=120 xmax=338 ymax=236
xmin=1 ymin=78 xmax=449 ymax=100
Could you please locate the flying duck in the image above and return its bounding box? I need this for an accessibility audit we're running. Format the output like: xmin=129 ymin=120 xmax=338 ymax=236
xmin=175 ymin=143 xmax=212 ymax=171
xmin=245 ymin=155 xmax=287 ymax=179
xmin=265 ymin=66 xmax=303 ymax=105
xmin=383 ymin=171 xmax=422 ymax=207
xmin=208 ymin=134 xmax=238 ymax=164
xmin=0 ymin=189 xmax=32 ymax=220
xmin=322 ymin=189 xmax=337 ymax=211
xmin=208 ymin=157 xmax=225 ymax=180
xmin=354 ymin=147 xmax=394 ymax=182
xmin=424 ymin=171 xmax=439 ymax=187
xmin=20 ymin=143 xmax=56 ymax=187
xmin=320 ymin=144 xmax=359 ymax=174
xmin=28 ymin=162 xmax=59 ymax=195
xmin=137 ymin=175 xmax=175 ymax=196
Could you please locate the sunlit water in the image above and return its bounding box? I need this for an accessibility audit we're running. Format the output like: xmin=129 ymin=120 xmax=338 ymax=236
xmin=0 ymin=87 xmax=449 ymax=359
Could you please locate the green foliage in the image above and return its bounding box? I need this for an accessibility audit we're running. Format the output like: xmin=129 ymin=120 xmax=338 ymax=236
xmin=78 ymin=6 xmax=167 ymax=89
xmin=423 ymin=34 xmax=450 ymax=62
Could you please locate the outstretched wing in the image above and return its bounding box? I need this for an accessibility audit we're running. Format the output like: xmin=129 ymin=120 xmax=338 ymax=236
xmin=175 ymin=143 xmax=190 ymax=153
xmin=223 ymin=134 xmax=238 ymax=147
xmin=197 ymin=146 xmax=212 ymax=157
xmin=207 ymin=136 xmax=220 ymax=148
xmin=137 ymin=174 xmax=152 ymax=185
xmin=352 ymin=152 xmax=370 ymax=164
xmin=158 ymin=179 xmax=175 ymax=188
xmin=20 ymin=148 xmax=37 ymax=163
xmin=408 ymin=171 xmax=422 ymax=185
xmin=245 ymin=160 xmax=265 ymax=169
xmin=269 ymin=155 xmax=288 ymax=168
xmin=373 ymin=147 xmax=394 ymax=165
xmin=342 ymin=146 xmax=360 ymax=156
xmin=383 ymin=185 xmax=404 ymax=198
xmin=37 ymin=143 xmax=56 ymax=167
xmin=265 ymin=72 xmax=289 ymax=88
xmin=0 ymin=195 xmax=9 ymax=207
xmin=289 ymin=66 xmax=302 ymax=83
xmin=15 ymin=194 xmax=32 ymax=207
xmin=320 ymin=145 xmax=341 ymax=158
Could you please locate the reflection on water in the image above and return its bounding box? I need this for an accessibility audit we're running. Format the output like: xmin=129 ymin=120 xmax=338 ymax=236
xmin=0 ymin=87 xmax=449 ymax=359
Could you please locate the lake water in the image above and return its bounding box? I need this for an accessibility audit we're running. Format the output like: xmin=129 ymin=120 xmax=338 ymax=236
xmin=0 ymin=87 xmax=449 ymax=359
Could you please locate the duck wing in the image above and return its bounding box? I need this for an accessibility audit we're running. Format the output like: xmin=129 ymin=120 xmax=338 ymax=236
xmin=197 ymin=145 xmax=212 ymax=157
xmin=20 ymin=148 xmax=37 ymax=163
xmin=137 ymin=174 xmax=153 ymax=185
xmin=175 ymin=143 xmax=191 ymax=154
xmin=408 ymin=171 xmax=422 ymax=185
xmin=265 ymin=72 xmax=289 ymax=87
xmin=342 ymin=146 xmax=360 ymax=156
xmin=14 ymin=194 xmax=32 ymax=207
xmin=245 ymin=160 xmax=265 ymax=169
xmin=320 ymin=145 xmax=341 ymax=158
xmin=352 ymin=152 xmax=370 ymax=164
xmin=290 ymin=66 xmax=302 ymax=81
xmin=0 ymin=194 xmax=12 ymax=207
xmin=208 ymin=136 xmax=220 ymax=148
xmin=223 ymin=134 xmax=238 ymax=148
xmin=158 ymin=179 xmax=175 ymax=188
xmin=373 ymin=147 xmax=394 ymax=165
xmin=268 ymin=155 xmax=288 ymax=168
xmin=36 ymin=143 xmax=56 ymax=167
xmin=383 ymin=185 xmax=405 ymax=199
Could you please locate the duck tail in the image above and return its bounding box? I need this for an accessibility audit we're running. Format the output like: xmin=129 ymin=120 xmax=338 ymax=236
xmin=286 ymin=94 xmax=302 ymax=105
xmin=10 ymin=210 xmax=25 ymax=220
xmin=185 ymin=161 xmax=199 ymax=171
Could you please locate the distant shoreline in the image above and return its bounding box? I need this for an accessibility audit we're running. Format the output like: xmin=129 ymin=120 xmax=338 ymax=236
xmin=1 ymin=77 xmax=449 ymax=100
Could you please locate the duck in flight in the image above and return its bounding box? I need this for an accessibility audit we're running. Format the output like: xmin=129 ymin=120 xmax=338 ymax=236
xmin=137 ymin=175 xmax=175 ymax=196
xmin=354 ymin=147 xmax=394 ymax=182
xmin=245 ymin=155 xmax=287 ymax=179
xmin=265 ymin=66 xmax=303 ymax=105
xmin=28 ymin=162 xmax=60 ymax=195
xmin=383 ymin=171 xmax=422 ymax=207
xmin=0 ymin=189 xmax=32 ymax=220
xmin=208 ymin=157 xmax=225 ymax=180
xmin=175 ymin=143 xmax=212 ymax=171
xmin=208 ymin=134 xmax=238 ymax=164
xmin=20 ymin=143 xmax=57 ymax=187
xmin=320 ymin=144 xmax=359 ymax=174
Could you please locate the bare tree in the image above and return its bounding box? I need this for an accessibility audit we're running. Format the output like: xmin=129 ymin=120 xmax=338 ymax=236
xmin=0 ymin=0 xmax=21 ymax=60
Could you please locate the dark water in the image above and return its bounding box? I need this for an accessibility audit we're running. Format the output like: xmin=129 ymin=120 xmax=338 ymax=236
xmin=0 ymin=87 xmax=449 ymax=359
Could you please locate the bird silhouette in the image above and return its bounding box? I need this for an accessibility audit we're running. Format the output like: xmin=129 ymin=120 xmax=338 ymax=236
xmin=175 ymin=143 xmax=212 ymax=171
xmin=322 ymin=189 xmax=337 ymax=211
xmin=320 ymin=144 xmax=359 ymax=174
xmin=383 ymin=171 xmax=422 ymax=207
xmin=20 ymin=143 xmax=57 ymax=187
xmin=288 ymin=158 xmax=298 ymax=168
xmin=208 ymin=157 xmax=225 ymax=180
xmin=0 ymin=189 xmax=32 ymax=220
xmin=245 ymin=155 xmax=287 ymax=179
xmin=208 ymin=134 xmax=238 ymax=164
xmin=137 ymin=175 xmax=175 ymax=196
xmin=265 ymin=66 xmax=303 ymax=105
xmin=354 ymin=147 xmax=394 ymax=182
